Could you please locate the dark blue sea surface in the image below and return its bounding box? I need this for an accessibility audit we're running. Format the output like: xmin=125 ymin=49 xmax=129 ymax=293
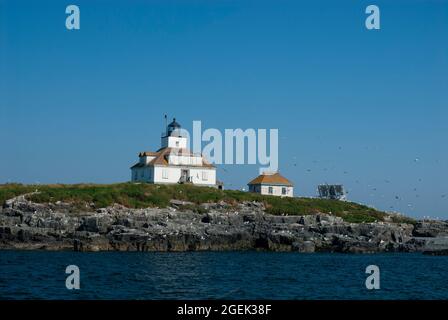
xmin=0 ymin=251 xmax=447 ymax=300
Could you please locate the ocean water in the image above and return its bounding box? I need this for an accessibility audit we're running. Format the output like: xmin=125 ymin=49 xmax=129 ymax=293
xmin=0 ymin=251 xmax=447 ymax=300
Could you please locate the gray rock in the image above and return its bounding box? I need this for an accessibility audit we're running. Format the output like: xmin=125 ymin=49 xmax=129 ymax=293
xmin=1 ymin=194 xmax=448 ymax=253
xmin=292 ymin=240 xmax=315 ymax=253
xmin=170 ymin=199 xmax=194 ymax=207
xmin=413 ymin=221 xmax=448 ymax=237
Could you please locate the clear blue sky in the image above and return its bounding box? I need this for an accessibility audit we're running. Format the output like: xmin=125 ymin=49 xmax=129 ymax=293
xmin=1 ymin=0 xmax=447 ymax=218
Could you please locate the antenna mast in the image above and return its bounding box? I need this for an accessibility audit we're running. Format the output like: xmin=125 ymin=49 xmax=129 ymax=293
xmin=164 ymin=114 xmax=167 ymax=135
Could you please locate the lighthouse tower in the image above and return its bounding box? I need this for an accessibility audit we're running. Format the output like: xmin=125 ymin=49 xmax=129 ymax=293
xmin=161 ymin=118 xmax=187 ymax=149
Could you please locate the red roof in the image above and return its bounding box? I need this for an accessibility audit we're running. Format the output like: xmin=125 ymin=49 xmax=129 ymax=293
xmin=248 ymin=172 xmax=293 ymax=186
xmin=131 ymin=147 xmax=215 ymax=168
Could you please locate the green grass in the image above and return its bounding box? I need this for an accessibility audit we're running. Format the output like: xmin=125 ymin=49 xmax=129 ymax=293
xmin=389 ymin=214 xmax=417 ymax=225
xmin=0 ymin=184 xmax=36 ymax=205
xmin=0 ymin=182 xmax=398 ymax=223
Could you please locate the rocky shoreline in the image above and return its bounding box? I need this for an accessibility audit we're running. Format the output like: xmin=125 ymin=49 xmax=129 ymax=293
xmin=1 ymin=194 xmax=448 ymax=253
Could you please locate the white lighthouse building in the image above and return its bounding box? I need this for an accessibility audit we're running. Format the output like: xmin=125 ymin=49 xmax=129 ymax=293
xmin=131 ymin=118 xmax=217 ymax=186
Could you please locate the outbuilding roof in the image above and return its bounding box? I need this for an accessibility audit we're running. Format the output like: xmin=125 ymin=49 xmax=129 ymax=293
xmin=247 ymin=172 xmax=293 ymax=186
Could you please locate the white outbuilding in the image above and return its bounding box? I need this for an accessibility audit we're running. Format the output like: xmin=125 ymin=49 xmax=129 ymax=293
xmin=131 ymin=118 xmax=218 ymax=187
xmin=247 ymin=172 xmax=294 ymax=197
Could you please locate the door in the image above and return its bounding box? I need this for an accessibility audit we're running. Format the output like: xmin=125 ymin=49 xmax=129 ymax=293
xmin=181 ymin=169 xmax=189 ymax=182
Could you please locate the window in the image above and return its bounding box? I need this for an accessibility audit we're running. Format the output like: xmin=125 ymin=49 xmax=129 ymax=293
xmin=202 ymin=171 xmax=208 ymax=181
xmin=175 ymin=141 xmax=179 ymax=147
xmin=268 ymin=187 xmax=273 ymax=194
xmin=162 ymin=169 xmax=168 ymax=179
xmin=134 ymin=172 xmax=138 ymax=181
xmin=282 ymin=187 xmax=287 ymax=195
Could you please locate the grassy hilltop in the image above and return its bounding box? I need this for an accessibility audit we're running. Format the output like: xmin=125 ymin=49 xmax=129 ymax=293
xmin=0 ymin=183 xmax=415 ymax=224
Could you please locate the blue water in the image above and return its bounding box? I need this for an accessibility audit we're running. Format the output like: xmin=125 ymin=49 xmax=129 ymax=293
xmin=0 ymin=251 xmax=447 ymax=300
